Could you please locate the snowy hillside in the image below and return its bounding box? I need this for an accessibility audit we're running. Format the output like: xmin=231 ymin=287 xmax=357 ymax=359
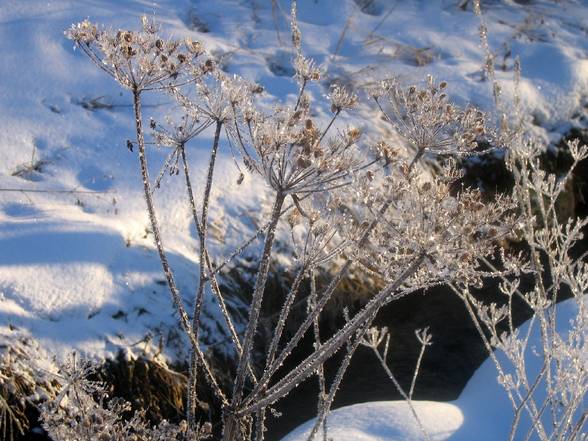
xmin=2 ymin=0 xmax=587 ymax=363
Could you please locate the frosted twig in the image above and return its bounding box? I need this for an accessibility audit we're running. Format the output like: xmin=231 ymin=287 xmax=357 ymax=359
xmin=409 ymin=327 xmax=432 ymax=400
xmin=365 ymin=329 xmax=431 ymax=441
xmin=132 ymin=90 xmax=227 ymax=405
xmin=306 ymin=269 xmax=330 ymax=441
xmin=242 ymin=253 xmax=426 ymax=414
xmin=225 ymin=191 xmax=286 ymax=441
xmin=308 ymin=314 xmax=371 ymax=441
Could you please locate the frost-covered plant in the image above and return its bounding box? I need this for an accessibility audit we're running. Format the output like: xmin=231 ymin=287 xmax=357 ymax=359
xmin=65 ymin=17 xmax=208 ymax=365
xmin=64 ymin=4 xmax=523 ymax=441
xmin=359 ymin=326 xmax=433 ymax=441
xmin=0 ymin=341 xmax=59 ymax=441
xmin=66 ymin=17 xmax=202 ymax=92
xmin=347 ymin=158 xmax=516 ymax=287
xmin=443 ymin=3 xmax=588 ymax=439
xmin=451 ymin=137 xmax=588 ymax=441
xmin=41 ymin=355 xmax=212 ymax=441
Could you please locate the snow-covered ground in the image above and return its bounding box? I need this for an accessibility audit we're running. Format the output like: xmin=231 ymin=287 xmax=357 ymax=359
xmin=0 ymin=0 xmax=587 ymax=419
xmin=282 ymin=296 xmax=587 ymax=441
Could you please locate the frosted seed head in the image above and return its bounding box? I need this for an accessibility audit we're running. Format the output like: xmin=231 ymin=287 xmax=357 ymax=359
xmin=67 ymin=17 xmax=201 ymax=92
xmin=329 ymin=84 xmax=358 ymax=112
xmin=66 ymin=19 xmax=98 ymax=43
xmin=185 ymin=37 xmax=203 ymax=55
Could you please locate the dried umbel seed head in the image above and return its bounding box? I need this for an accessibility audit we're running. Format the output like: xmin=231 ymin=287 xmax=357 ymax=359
xmin=375 ymin=141 xmax=398 ymax=164
xmin=297 ymin=155 xmax=312 ymax=169
xmin=120 ymin=31 xmax=133 ymax=43
xmin=377 ymin=77 xmax=493 ymax=158
xmin=66 ymin=17 xmax=201 ymax=91
xmin=287 ymin=208 xmax=302 ymax=227
xmin=122 ymin=44 xmax=137 ymax=59
xmin=329 ymin=84 xmax=358 ymax=113
xmin=348 ymin=161 xmax=517 ymax=288
xmin=240 ymin=103 xmax=364 ymax=195
xmin=202 ymin=59 xmax=215 ymax=73
xmin=65 ymin=19 xmax=98 ymax=43
xmin=250 ymin=83 xmax=264 ymax=95
xmin=347 ymin=127 xmax=361 ymax=143
xmin=293 ymin=53 xmax=322 ymax=83
xmin=185 ymin=37 xmax=203 ymax=55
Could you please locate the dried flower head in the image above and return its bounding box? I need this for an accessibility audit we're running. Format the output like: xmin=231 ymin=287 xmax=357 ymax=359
xmin=375 ymin=77 xmax=491 ymax=160
xmin=293 ymin=54 xmax=322 ymax=83
xmin=66 ymin=17 xmax=201 ymax=92
xmin=329 ymin=83 xmax=358 ymax=113
xmin=66 ymin=19 xmax=98 ymax=43
xmin=234 ymin=103 xmax=365 ymax=196
xmin=345 ymin=160 xmax=516 ymax=288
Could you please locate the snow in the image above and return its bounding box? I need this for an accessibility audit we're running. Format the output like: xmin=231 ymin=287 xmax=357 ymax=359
xmin=0 ymin=0 xmax=587 ymax=373
xmin=282 ymin=296 xmax=587 ymax=441
xmin=281 ymin=401 xmax=464 ymax=441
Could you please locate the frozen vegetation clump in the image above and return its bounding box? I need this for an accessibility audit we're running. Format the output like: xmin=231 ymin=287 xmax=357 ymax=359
xmin=33 ymin=1 xmax=587 ymax=440
xmin=41 ymin=355 xmax=213 ymax=441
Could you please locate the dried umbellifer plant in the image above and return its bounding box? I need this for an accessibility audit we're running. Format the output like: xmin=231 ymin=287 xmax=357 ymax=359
xmin=62 ymin=3 xmax=528 ymax=441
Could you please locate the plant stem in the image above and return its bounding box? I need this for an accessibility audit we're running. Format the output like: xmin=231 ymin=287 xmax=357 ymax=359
xmin=307 ymin=269 xmax=329 ymax=441
xmin=187 ymin=121 xmax=223 ymax=426
xmin=133 ymin=90 xmax=187 ymax=336
xmin=242 ymin=253 xmax=426 ymax=414
xmin=371 ymin=345 xmax=431 ymax=441
xmin=131 ymin=90 xmax=226 ymax=404
xmin=225 ymin=190 xmax=286 ymax=440
xmin=265 ymin=265 xmax=306 ymax=368
xmin=255 ymin=263 xmax=307 ymax=441
xmin=180 ymin=144 xmax=247 ymax=356
xmin=308 ymin=318 xmax=371 ymax=441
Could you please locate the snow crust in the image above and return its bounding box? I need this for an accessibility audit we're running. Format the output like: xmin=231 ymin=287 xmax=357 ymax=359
xmin=281 ymin=400 xmax=464 ymax=441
